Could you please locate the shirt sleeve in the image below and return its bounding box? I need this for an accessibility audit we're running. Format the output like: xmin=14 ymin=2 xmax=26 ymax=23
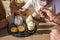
xmin=52 ymin=0 xmax=60 ymax=14
xmin=23 ymin=0 xmax=33 ymax=9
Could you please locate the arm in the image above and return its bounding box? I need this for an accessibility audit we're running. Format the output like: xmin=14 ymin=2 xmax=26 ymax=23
xmin=18 ymin=0 xmax=33 ymax=14
xmin=41 ymin=8 xmax=60 ymax=25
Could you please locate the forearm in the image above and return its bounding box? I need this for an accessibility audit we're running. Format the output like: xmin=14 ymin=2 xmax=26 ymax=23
xmin=52 ymin=16 xmax=60 ymax=25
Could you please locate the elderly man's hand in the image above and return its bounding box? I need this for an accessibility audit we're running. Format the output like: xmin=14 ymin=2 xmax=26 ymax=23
xmin=40 ymin=8 xmax=56 ymax=22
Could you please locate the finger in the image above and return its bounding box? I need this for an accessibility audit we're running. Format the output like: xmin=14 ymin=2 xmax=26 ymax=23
xmin=40 ymin=12 xmax=45 ymax=18
xmin=40 ymin=8 xmax=51 ymax=13
xmin=40 ymin=10 xmax=47 ymax=18
xmin=41 ymin=8 xmax=53 ymax=18
xmin=16 ymin=10 xmax=21 ymax=14
xmin=19 ymin=9 xmax=24 ymax=13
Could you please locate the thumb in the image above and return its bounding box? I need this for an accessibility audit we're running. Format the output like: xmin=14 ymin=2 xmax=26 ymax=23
xmin=40 ymin=8 xmax=51 ymax=13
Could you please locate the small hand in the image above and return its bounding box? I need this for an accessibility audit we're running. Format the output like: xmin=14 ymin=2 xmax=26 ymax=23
xmin=16 ymin=8 xmax=25 ymax=15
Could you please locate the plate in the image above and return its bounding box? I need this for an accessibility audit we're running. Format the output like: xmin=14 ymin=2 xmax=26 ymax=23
xmin=7 ymin=21 xmax=37 ymax=37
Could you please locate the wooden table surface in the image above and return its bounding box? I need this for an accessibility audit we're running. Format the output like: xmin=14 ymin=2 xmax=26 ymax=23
xmin=0 ymin=22 xmax=59 ymax=40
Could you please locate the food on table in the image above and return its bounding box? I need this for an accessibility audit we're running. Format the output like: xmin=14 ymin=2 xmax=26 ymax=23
xmin=26 ymin=15 xmax=33 ymax=24
xmin=18 ymin=25 xmax=25 ymax=32
xmin=14 ymin=15 xmax=23 ymax=26
xmin=27 ymin=21 xmax=35 ymax=31
xmin=11 ymin=27 xmax=18 ymax=32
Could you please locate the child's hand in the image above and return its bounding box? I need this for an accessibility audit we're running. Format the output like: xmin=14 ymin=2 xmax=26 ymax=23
xmin=16 ymin=8 xmax=25 ymax=16
xmin=17 ymin=7 xmax=27 ymax=16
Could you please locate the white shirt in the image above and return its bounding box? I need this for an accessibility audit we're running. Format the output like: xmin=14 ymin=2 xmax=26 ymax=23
xmin=23 ymin=0 xmax=60 ymax=14
xmin=23 ymin=0 xmax=55 ymax=14
xmin=23 ymin=0 xmax=43 ymax=14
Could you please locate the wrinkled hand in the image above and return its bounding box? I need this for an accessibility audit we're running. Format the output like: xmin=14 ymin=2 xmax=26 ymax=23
xmin=39 ymin=8 xmax=56 ymax=22
xmin=39 ymin=10 xmax=47 ymax=18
